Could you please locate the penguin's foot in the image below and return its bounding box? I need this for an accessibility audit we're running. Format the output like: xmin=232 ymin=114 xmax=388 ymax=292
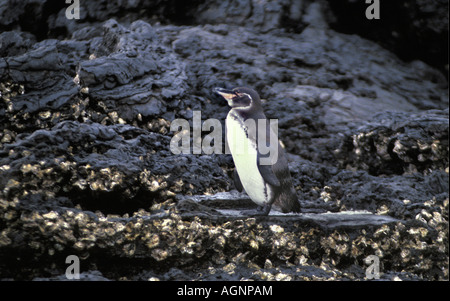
xmin=240 ymin=203 xmax=272 ymax=216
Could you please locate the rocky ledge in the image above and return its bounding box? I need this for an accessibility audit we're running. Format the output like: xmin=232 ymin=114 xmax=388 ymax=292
xmin=0 ymin=0 xmax=448 ymax=280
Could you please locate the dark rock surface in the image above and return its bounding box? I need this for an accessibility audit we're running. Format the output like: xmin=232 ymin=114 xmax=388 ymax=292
xmin=0 ymin=0 xmax=448 ymax=280
xmin=328 ymin=0 xmax=449 ymax=77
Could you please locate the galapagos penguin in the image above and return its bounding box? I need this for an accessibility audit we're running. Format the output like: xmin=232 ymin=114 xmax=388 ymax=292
xmin=214 ymin=87 xmax=301 ymax=216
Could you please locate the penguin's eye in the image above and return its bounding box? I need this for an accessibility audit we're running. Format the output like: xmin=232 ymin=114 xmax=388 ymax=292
xmin=236 ymin=93 xmax=250 ymax=100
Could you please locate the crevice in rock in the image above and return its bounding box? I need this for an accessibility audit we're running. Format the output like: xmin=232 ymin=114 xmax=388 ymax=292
xmin=64 ymin=187 xmax=157 ymax=216
xmin=326 ymin=0 xmax=449 ymax=78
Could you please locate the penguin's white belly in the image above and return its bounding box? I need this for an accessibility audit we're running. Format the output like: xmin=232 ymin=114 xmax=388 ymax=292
xmin=226 ymin=117 xmax=273 ymax=205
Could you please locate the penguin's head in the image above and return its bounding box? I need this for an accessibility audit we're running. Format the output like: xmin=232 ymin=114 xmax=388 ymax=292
xmin=214 ymin=87 xmax=262 ymax=111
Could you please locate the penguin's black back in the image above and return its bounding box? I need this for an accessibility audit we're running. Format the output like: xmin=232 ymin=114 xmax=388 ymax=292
xmin=271 ymin=144 xmax=301 ymax=213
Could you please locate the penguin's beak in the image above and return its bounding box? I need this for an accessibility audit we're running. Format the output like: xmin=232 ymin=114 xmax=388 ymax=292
xmin=214 ymin=87 xmax=236 ymax=105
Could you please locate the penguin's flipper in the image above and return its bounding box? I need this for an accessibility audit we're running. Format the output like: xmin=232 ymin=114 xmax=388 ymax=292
xmin=254 ymin=118 xmax=281 ymax=188
xmin=257 ymin=153 xmax=281 ymax=187
xmin=233 ymin=169 xmax=243 ymax=192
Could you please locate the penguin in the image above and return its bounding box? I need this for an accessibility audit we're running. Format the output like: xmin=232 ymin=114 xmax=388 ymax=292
xmin=214 ymin=87 xmax=301 ymax=216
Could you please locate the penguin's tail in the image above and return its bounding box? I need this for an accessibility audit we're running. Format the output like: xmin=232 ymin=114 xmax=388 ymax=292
xmin=276 ymin=187 xmax=301 ymax=213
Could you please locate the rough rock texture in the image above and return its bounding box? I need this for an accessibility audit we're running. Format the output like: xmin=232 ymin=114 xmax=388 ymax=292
xmin=0 ymin=0 xmax=448 ymax=280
